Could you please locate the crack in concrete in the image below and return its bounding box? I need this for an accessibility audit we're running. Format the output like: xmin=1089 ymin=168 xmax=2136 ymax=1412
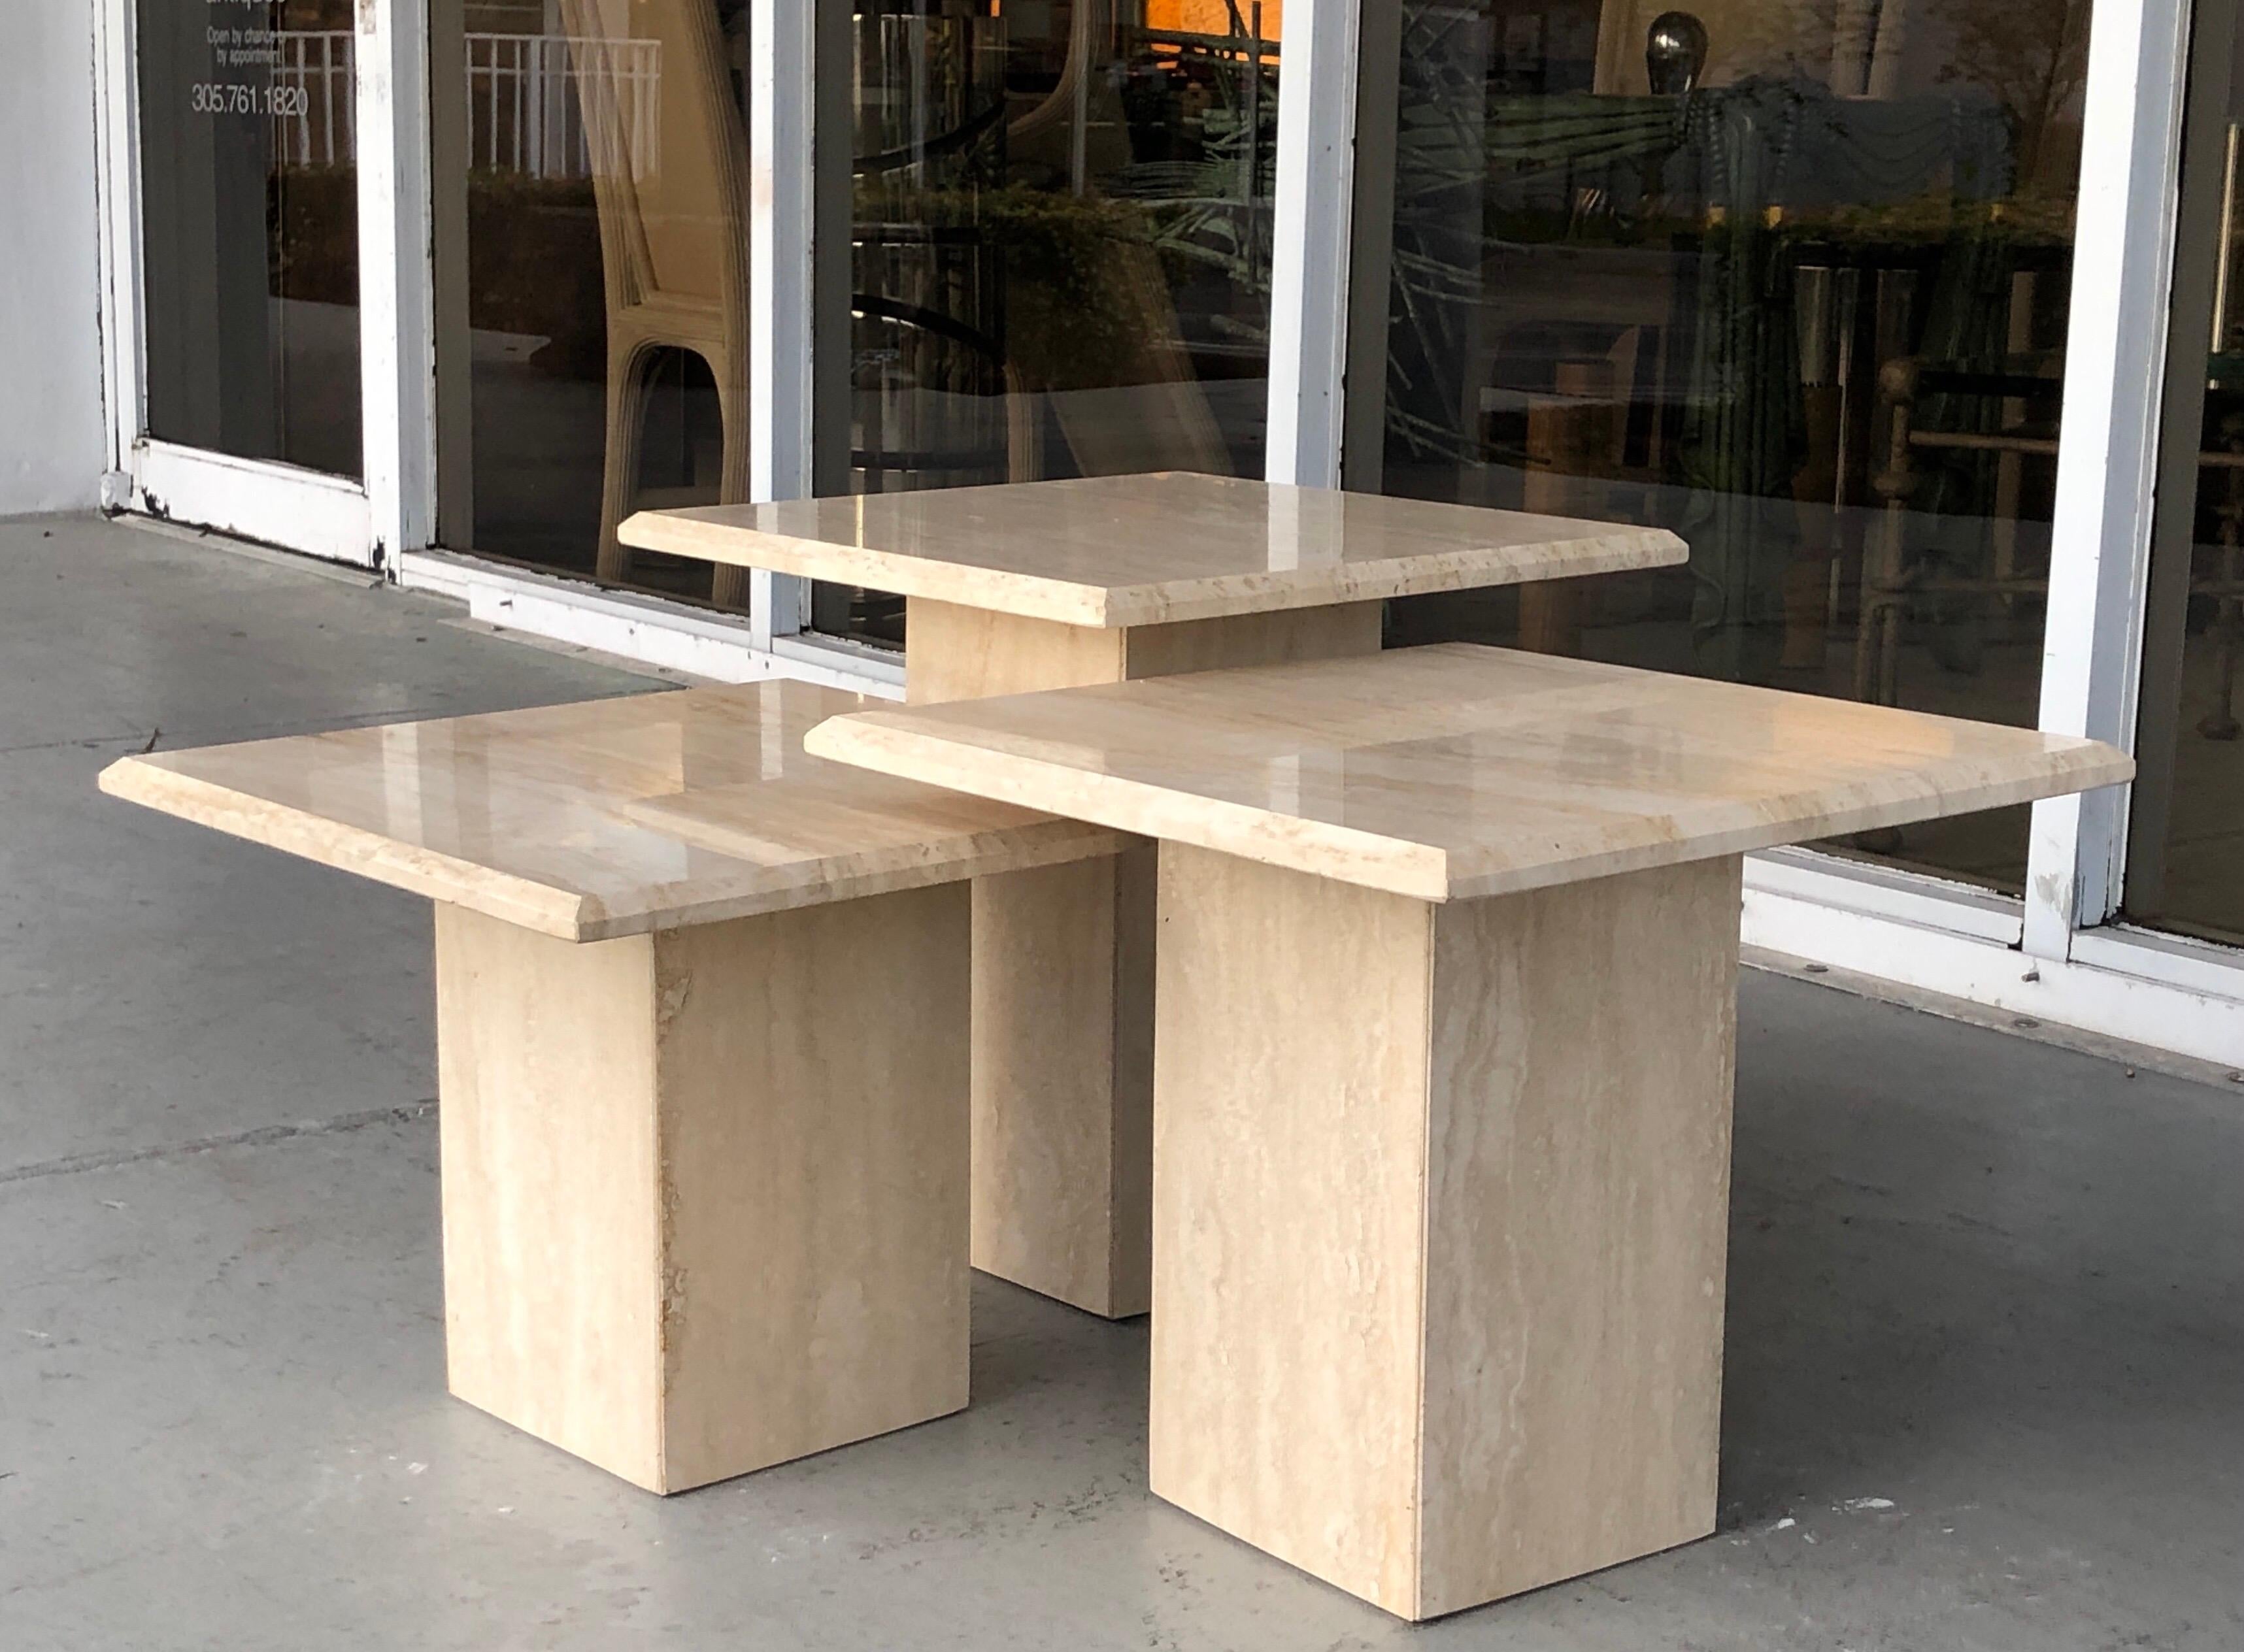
xmin=5 ymin=701 xmax=589 ymax=767
xmin=0 ymin=1101 xmax=437 ymax=1187
xmin=0 ymin=733 xmax=148 ymax=758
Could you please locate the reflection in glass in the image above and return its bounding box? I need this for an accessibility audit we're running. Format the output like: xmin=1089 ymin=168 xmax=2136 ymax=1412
xmin=137 ymin=0 xmax=362 ymax=476
xmin=1359 ymin=0 xmax=2094 ymax=893
xmin=820 ymin=0 xmax=1283 ymax=645
xmin=2126 ymin=5 xmax=2244 ymax=947
xmin=438 ymin=0 xmax=752 ymax=607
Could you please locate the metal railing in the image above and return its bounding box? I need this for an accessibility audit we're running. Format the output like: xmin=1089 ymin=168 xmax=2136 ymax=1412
xmin=465 ymin=31 xmax=661 ymax=180
xmin=275 ymin=29 xmax=354 ymax=167
xmin=271 ymin=31 xmax=661 ymax=180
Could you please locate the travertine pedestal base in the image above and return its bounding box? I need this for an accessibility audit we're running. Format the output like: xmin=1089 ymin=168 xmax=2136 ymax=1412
xmin=907 ymin=596 xmax=1383 ymax=1318
xmin=434 ymin=889 xmax=970 ymax=1493
xmin=1148 ymin=846 xmax=1741 ymax=1619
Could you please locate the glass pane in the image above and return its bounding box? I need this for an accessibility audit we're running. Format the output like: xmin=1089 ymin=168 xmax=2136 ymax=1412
xmin=1362 ymin=0 xmax=2094 ymax=894
xmin=137 ymin=0 xmax=362 ymax=476
xmin=437 ymin=0 xmax=752 ymax=608
xmin=817 ymin=0 xmax=1282 ymax=646
xmin=2125 ymin=5 xmax=2244 ymax=946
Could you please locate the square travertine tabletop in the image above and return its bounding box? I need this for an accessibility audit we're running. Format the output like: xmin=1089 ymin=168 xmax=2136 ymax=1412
xmin=804 ymin=644 xmax=2134 ymax=901
xmin=99 ymin=682 xmax=1116 ymax=940
xmin=620 ymin=472 xmax=1687 ymax=628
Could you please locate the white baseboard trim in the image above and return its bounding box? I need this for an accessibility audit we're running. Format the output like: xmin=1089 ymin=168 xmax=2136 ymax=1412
xmin=1743 ymin=884 xmax=2244 ymax=1069
xmin=397 ymin=550 xmax=905 ymax=697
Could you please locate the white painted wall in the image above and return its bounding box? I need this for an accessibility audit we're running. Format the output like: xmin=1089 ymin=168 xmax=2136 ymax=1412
xmin=0 ymin=1 xmax=105 ymax=515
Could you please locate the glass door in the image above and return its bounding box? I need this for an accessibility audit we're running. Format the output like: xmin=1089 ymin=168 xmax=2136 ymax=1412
xmin=427 ymin=0 xmax=758 ymax=612
xmin=118 ymin=0 xmax=373 ymax=560
xmin=808 ymin=0 xmax=1286 ymax=647
xmin=1348 ymin=0 xmax=2096 ymax=898
xmin=2126 ymin=0 xmax=2244 ymax=947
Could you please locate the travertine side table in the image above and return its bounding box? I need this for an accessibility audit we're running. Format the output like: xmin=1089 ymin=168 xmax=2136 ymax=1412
xmin=624 ymin=472 xmax=1686 ymax=1315
xmin=804 ymin=644 xmax=2132 ymax=1618
xmin=101 ymin=682 xmax=1115 ymax=1493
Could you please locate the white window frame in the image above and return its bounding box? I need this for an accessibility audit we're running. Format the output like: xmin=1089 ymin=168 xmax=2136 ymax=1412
xmin=399 ymin=0 xmax=869 ymax=683
xmin=2024 ymin=0 xmax=2195 ymax=959
xmin=743 ymin=0 xmax=814 ymax=652
xmin=92 ymin=0 xmax=426 ymax=570
xmin=358 ymin=0 xmax=436 ymax=571
xmin=1739 ymin=0 xmax=2228 ymax=1047
xmin=1266 ymin=0 xmax=1360 ymax=487
xmin=399 ymin=3 xmax=903 ymax=709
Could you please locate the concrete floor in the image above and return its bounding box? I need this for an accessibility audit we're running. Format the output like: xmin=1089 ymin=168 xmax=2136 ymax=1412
xmin=1 ymin=516 xmax=2237 ymax=1650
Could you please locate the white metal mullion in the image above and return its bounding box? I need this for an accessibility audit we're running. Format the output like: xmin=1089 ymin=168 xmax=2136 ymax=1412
xmin=2024 ymin=0 xmax=2194 ymax=959
xmin=1264 ymin=0 xmax=1362 ymax=488
xmin=92 ymin=0 xmax=145 ymax=496
xmin=356 ymin=0 xmax=437 ymax=572
xmin=746 ymin=0 xmax=814 ymax=646
xmin=1338 ymin=3 xmax=1402 ymax=493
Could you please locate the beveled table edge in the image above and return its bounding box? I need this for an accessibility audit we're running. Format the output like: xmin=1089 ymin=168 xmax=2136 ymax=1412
xmin=100 ymin=754 xmax=602 ymax=940
xmin=619 ymin=508 xmax=1689 ymax=629
xmin=99 ymin=752 xmax=1128 ymax=943
xmin=802 ymin=701 xmax=2135 ymax=904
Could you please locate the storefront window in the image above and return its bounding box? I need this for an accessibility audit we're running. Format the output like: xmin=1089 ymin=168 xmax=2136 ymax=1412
xmin=1357 ymin=0 xmax=2094 ymax=893
xmin=138 ymin=0 xmax=362 ymax=477
xmin=2126 ymin=0 xmax=2244 ymax=948
xmin=433 ymin=2 xmax=1278 ymax=631
xmin=817 ymin=0 xmax=1282 ymax=644
xmin=435 ymin=0 xmax=753 ymax=607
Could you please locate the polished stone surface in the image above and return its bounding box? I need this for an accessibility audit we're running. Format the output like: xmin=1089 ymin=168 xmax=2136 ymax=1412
xmin=619 ymin=473 xmax=1686 ymax=627
xmin=99 ymin=682 xmax=1116 ymax=941
xmin=807 ymin=644 xmax=2135 ymax=901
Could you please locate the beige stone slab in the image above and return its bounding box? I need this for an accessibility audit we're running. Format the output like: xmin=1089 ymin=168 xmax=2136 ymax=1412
xmin=903 ymin=596 xmax=1387 ymax=703
xmin=97 ymin=680 xmax=1114 ymax=941
xmin=907 ymin=600 xmax=1137 ymax=1315
xmin=906 ymin=599 xmax=1128 ymax=702
xmin=437 ymin=887 xmax=970 ymax=1495
xmin=1148 ymin=845 xmax=1739 ymax=1620
xmin=1414 ymin=855 xmax=1737 ymax=1615
xmin=438 ymin=903 xmax=664 ymax=1484
xmin=1120 ymin=601 xmax=1387 ymax=680
xmin=1148 ymin=846 xmax=1437 ymax=1608
xmin=901 ymin=599 xmax=1384 ymax=1319
xmin=807 ymin=642 xmax=2135 ymax=902
xmin=964 ymin=853 xmax=1143 ymax=1315
xmin=620 ymin=473 xmax=1686 ymax=627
